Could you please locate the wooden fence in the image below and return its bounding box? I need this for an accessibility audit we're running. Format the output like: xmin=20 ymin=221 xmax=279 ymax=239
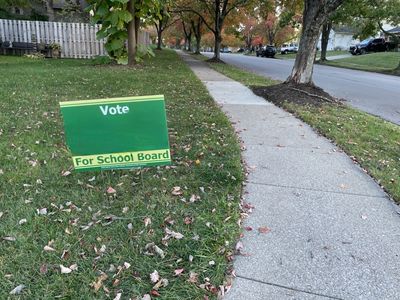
xmin=0 ymin=19 xmax=150 ymax=59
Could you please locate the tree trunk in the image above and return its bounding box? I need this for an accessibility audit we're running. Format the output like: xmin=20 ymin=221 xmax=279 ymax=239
xmin=213 ymin=32 xmax=222 ymax=60
xmin=286 ymin=0 xmax=344 ymax=84
xmin=320 ymin=20 xmax=332 ymax=62
xmin=127 ymin=0 xmax=137 ymax=66
xmin=187 ymin=32 xmax=192 ymax=51
xmin=157 ymin=24 xmax=163 ymax=50
xmin=44 ymin=0 xmax=55 ymax=21
xmin=195 ymin=36 xmax=201 ymax=54
xmin=191 ymin=19 xmax=203 ymax=54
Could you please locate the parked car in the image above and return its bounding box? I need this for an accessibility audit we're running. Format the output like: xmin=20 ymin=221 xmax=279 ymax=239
xmin=349 ymin=38 xmax=396 ymax=55
xmin=256 ymin=45 xmax=277 ymax=58
xmin=220 ymin=47 xmax=232 ymax=53
xmin=280 ymin=43 xmax=298 ymax=54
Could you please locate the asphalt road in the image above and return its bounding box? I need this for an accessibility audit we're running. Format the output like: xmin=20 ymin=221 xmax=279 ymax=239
xmin=203 ymin=53 xmax=400 ymax=125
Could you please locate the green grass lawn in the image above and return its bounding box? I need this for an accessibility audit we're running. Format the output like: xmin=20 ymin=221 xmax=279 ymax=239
xmin=0 ymin=51 xmax=243 ymax=299
xmin=323 ymin=51 xmax=400 ymax=74
xmin=275 ymin=50 xmax=348 ymax=60
xmin=197 ymin=55 xmax=400 ymax=204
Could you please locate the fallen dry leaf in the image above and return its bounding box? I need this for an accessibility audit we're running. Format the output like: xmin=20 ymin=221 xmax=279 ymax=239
xmin=106 ymin=187 xmax=116 ymax=194
xmin=60 ymin=265 xmax=72 ymax=274
xmin=165 ymin=228 xmax=184 ymax=239
xmin=39 ymin=264 xmax=48 ymax=274
xmin=124 ymin=262 xmax=131 ymax=269
xmin=44 ymin=245 xmax=56 ymax=252
xmin=153 ymin=278 xmax=169 ymax=290
xmin=258 ymin=227 xmax=271 ymax=234
xmin=171 ymin=186 xmax=183 ymax=196
xmin=9 ymin=284 xmax=25 ymax=295
xmin=144 ymin=217 xmax=152 ymax=227
xmin=61 ymin=170 xmax=71 ymax=177
xmin=150 ymin=289 xmax=161 ymax=297
xmin=188 ymin=272 xmax=198 ymax=283
xmin=92 ymin=273 xmax=108 ymax=292
xmin=150 ymin=270 xmax=160 ymax=283
xmin=113 ymin=293 xmax=122 ymax=300
xmin=174 ymin=268 xmax=184 ymax=276
xmin=37 ymin=208 xmax=47 ymax=215
xmin=18 ymin=219 xmax=27 ymax=225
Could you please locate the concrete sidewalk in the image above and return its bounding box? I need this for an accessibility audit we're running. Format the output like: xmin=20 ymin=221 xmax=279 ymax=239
xmin=177 ymin=51 xmax=400 ymax=300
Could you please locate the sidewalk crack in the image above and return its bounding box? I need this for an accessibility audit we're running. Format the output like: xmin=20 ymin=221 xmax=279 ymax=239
xmin=248 ymin=181 xmax=387 ymax=199
xmin=236 ymin=275 xmax=344 ymax=300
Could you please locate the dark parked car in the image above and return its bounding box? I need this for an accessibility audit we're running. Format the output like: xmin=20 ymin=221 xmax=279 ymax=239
xmin=350 ymin=38 xmax=396 ymax=55
xmin=256 ymin=45 xmax=276 ymax=58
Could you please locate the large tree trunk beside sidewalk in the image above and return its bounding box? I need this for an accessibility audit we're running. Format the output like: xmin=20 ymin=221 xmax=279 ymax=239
xmin=320 ymin=20 xmax=332 ymax=62
xmin=286 ymin=0 xmax=344 ymax=84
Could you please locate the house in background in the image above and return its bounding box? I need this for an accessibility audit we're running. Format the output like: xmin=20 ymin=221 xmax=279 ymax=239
xmin=385 ymin=26 xmax=400 ymax=44
xmin=317 ymin=26 xmax=359 ymax=51
xmin=1 ymin=0 xmax=88 ymax=22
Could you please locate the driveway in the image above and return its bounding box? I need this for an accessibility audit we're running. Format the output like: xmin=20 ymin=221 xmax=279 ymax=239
xmin=203 ymin=53 xmax=400 ymax=125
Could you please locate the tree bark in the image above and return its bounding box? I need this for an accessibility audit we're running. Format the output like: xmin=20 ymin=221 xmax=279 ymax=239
xmin=214 ymin=32 xmax=222 ymax=59
xmin=212 ymin=0 xmax=223 ymax=61
xmin=187 ymin=31 xmax=192 ymax=51
xmin=286 ymin=0 xmax=344 ymax=84
xmin=44 ymin=0 xmax=55 ymax=21
xmin=191 ymin=18 xmax=203 ymax=54
xmin=320 ymin=20 xmax=332 ymax=62
xmin=156 ymin=20 xmax=163 ymax=50
xmin=127 ymin=0 xmax=137 ymax=66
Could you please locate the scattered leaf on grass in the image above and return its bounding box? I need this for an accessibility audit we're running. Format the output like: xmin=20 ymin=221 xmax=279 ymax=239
xmin=150 ymin=270 xmax=160 ymax=283
xmin=174 ymin=268 xmax=184 ymax=276
xmin=188 ymin=272 xmax=198 ymax=283
xmin=91 ymin=273 xmax=108 ymax=292
xmin=61 ymin=170 xmax=71 ymax=177
xmin=165 ymin=228 xmax=184 ymax=239
xmin=107 ymin=187 xmax=116 ymax=194
xmin=171 ymin=186 xmax=183 ymax=196
xmin=37 ymin=208 xmax=47 ymax=215
xmin=124 ymin=262 xmax=131 ymax=269
xmin=144 ymin=217 xmax=152 ymax=227
xmin=153 ymin=278 xmax=169 ymax=290
xmin=150 ymin=290 xmax=160 ymax=297
xmin=3 ymin=236 xmax=16 ymax=242
xmin=18 ymin=219 xmax=27 ymax=225
xmin=113 ymin=293 xmax=122 ymax=300
xmin=189 ymin=194 xmax=200 ymax=203
xmin=39 ymin=264 xmax=48 ymax=274
xmin=44 ymin=245 xmax=56 ymax=252
xmin=60 ymin=265 xmax=72 ymax=274
xmin=9 ymin=284 xmax=25 ymax=295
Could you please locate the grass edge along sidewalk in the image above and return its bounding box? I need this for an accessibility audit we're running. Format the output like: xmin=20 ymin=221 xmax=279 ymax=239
xmin=320 ymin=51 xmax=400 ymax=75
xmin=0 ymin=50 xmax=243 ymax=299
xmin=192 ymin=52 xmax=400 ymax=204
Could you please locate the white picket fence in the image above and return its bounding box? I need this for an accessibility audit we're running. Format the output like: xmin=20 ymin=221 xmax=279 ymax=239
xmin=0 ymin=19 xmax=150 ymax=59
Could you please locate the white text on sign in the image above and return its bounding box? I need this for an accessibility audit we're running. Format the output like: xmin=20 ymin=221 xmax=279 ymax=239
xmin=100 ymin=105 xmax=129 ymax=116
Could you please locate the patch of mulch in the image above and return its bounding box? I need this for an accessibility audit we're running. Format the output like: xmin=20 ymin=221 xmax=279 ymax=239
xmin=206 ymin=57 xmax=226 ymax=64
xmin=252 ymin=83 xmax=344 ymax=107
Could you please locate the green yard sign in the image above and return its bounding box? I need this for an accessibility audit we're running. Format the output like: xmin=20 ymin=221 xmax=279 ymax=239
xmin=60 ymin=95 xmax=171 ymax=171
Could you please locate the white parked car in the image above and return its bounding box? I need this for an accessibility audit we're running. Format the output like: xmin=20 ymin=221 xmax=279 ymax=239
xmin=280 ymin=44 xmax=298 ymax=54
